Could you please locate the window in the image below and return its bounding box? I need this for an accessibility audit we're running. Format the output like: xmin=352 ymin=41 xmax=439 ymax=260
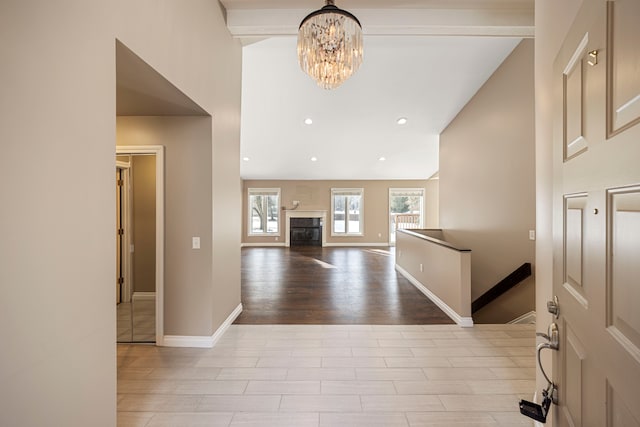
xmin=248 ymin=188 xmax=280 ymax=235
xmin=331 ymin=188 xmax=363 ymax=236
xmin=389 ymin=188 xmax=424 ymax=244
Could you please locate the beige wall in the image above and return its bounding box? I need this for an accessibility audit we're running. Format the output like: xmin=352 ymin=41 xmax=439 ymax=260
xmin=242 ymin=179 xmax=437 ymax=245
xmin=439 ymin=40 xmax=536 ymax=310
xmin=425 ymin=178 xmax=440 ymax=228
xmin=131 ymin=155 xmax=156 ymax=294
xmin=118 ymin=117 xmax=228 ymax=336
xmin=396 ymin=231 xmax=472 ymax=319
xmin=0 ymin=1 xmax=241 ymax=425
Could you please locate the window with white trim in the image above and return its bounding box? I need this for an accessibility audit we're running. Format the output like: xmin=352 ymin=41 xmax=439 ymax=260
xmin=389 ymin=188 xmax=425 ymax=243
xmin=248 ymin=188 xmax=280 ymax=235
xmin=331 ymin=188 xmax=363 ymax=236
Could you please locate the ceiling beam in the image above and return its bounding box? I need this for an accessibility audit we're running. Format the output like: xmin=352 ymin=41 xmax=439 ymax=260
xmin=225 ymin=7 xmax=534 ymax=38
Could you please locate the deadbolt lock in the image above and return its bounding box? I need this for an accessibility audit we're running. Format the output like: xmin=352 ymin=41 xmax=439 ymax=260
xmin=547 ymin=295 xmax=559 ymax=319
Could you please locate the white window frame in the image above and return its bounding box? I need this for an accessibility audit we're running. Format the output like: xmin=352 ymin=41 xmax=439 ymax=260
xmin=389 ymin=188 xmax=425 ymax=244
xmin=247 ymin=188 xmax=281 ymax=236
xmin=331 ymin=188 xmax=364 ymax=236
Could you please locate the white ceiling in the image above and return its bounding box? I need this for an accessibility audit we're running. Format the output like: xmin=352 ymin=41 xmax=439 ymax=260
xmin=228 ymin=0 xmax=532 ymax=180
xmin=240 ymin=35 xmax=521 ymax=180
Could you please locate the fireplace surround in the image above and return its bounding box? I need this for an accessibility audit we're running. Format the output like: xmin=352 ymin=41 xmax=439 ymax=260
xmin=285 ymin=210 xmax=327 ymax=247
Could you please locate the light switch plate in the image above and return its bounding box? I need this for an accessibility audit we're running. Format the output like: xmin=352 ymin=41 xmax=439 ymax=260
xmin=529 ymin=230 xmax=536 ymax=241
xmin=192 ymin=237 xmax=200 ymax=249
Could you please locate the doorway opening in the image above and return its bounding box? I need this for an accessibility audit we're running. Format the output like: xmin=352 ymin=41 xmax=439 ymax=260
xmin=115 ymin=146 xmax=165 ymax=344
xmin=389 ymin=188 xmax=425 ymax=245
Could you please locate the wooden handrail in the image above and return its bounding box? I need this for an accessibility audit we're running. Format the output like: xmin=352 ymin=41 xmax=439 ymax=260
xmin=471 ymin=262 xmax=532 ymax=313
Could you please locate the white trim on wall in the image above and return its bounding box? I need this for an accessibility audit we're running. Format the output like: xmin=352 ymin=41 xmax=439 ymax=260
xmin=132 ymin=292 xmax=156 ymax=302
xmin=241 ymin=242 xmax=286 ymax=247
xmin=116 ymin=145 xmax=165 ymax=346
xmin=241 ymin=242 xmax=390 ymax=248
xmin=162 ymin=335 xmax=216 ymax=348
xmin=324 ymin=242 xmax=390 ymax=247
xmin=211 ymin=303 xmax=243 ymax=347
xmin=509 ymin=310 xmax=536 ymax=324
xmin=163 ymin=303 xmax=243 ymax=348
xmin=116 ymin=163 xmax=133 ymax=303
xmin=395 ymin=264 xmax=474 ymax=327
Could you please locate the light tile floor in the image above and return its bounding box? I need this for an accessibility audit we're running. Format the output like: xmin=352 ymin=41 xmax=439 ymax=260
xmin=118 ymin=324 xmax=536 ymax=426
xmin=117 ymin=300 xmax=155 ymax=343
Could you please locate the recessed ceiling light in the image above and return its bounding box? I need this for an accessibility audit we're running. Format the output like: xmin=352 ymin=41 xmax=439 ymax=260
xmin=310 ymin=156 xmax=318 ymax=162
xmin=396 ymin=117 xmax=408 ymax=125
xmin=304 ymin=118 xmax=313 ymax=125
xmin=378 ymin=157 xmax=386 ymax=161
xmin=242 ymin=157 xmax=250 ymax=161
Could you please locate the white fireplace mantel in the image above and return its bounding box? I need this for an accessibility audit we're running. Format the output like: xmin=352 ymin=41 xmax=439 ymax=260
xmin=285 ymin=210 xmax=327 ymax=247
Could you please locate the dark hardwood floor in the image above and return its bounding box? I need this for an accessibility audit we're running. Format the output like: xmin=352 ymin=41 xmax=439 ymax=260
xmin=234 ymin=246 xmax=454 ymax=325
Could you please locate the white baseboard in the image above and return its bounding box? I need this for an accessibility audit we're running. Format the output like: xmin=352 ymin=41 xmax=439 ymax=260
xmin=509 ymin=311 xmax=537 ymax=324
xmin=162 ymin=303 xmax=243 ymax=348
xmin=395 ymin=264 xmax=474 ymax=328
xmin=162 ymin=334 xmax=217 ymax=348
xmin=242 ymin=242 xmax=391 ymax=248
xmin=132 ymin=292 xmax=156 ymax=302
xmin=211 ymin=303 xmax=243 ymax=347
xmin=324 ymin=242 xmax=390 ymax=247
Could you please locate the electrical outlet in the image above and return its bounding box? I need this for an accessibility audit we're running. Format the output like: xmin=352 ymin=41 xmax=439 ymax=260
xmin=192 ymin=237 xmax=200 ymax=249
xmin=378 ymin=233 xmax=382 ymax=238
xmin=275 ymin=237 xmax=279 ymax=241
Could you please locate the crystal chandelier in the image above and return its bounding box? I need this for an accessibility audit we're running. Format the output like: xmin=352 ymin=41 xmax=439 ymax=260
xmin=297 ymin=0 xmax=363 ymax=90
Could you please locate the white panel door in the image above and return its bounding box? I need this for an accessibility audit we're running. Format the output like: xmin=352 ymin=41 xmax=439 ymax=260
xmin=552 ymin=0 xmax=640 ymax=425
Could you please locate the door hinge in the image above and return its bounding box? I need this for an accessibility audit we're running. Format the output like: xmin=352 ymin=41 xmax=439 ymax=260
xmin=117 ymin=277 xmax=124 ymax=285
xmin=117 ymin=228 xmax=124 ymax=235
xmin=117 ymin=179 xmax=124 ymax=187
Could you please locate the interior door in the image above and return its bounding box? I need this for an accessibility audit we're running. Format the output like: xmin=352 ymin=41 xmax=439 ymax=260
xmin=552 ymin=0 xmax=640 ymax=425
xmin=116 ymin=168 xmax=123 ymax=304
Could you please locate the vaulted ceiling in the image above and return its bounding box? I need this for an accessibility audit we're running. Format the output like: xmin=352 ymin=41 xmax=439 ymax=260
xmin=224 ymin=0 xmax=534 ymax=180
xmin=123 ymin=0 xmax=534 ymax=180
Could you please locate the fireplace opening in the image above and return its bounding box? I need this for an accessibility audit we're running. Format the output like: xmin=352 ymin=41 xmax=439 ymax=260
xmin=290 ymin=217 xmax=322 ymax=246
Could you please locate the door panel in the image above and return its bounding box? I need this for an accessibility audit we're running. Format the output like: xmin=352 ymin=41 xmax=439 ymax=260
xmin=553 ymin=0 xmax=640 ymax=426
xmin=607 ymin=0 xmax=640 ymax=135
xmin=564 ymin=194 xmax=587 ymax=297
xmin=607 ymin=381 xmax=640 ymax=427
xmin=562 ymin=324 xmax=585 ymax=427
xmin=607 ymin=187 xmax=640 ymax=362
xmin=564 ymin=35 xmax=589 ymax=160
